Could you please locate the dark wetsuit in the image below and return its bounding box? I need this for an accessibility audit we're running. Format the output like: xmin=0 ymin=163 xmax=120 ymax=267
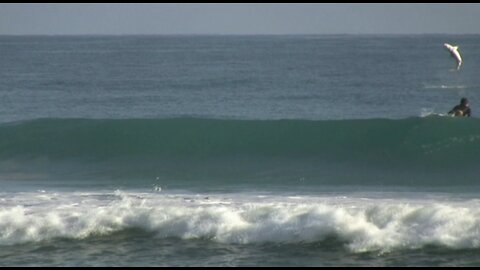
xmin=449 ymin=104 xmax=471 ymax=117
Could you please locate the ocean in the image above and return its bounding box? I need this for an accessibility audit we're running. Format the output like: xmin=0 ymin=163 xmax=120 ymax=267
xmin=1 ymin=34 xmax=480 ymax=266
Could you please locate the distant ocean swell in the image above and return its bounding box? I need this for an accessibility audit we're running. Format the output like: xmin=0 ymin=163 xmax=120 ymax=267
xmin=1 ymin=117 xmax=480 ymax=184
xmin=2 ymin=190 xmax=480 ymax=253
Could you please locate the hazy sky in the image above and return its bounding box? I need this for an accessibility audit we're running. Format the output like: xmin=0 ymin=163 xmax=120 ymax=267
xmin=1 ymin=3 xmax=480 ymax=35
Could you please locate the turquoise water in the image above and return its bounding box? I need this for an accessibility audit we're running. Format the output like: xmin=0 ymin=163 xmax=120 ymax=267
xmin=1 ymin=117 xmax=480 ymax=187
xmin=1 ymin=35 xmax=480 ymax=266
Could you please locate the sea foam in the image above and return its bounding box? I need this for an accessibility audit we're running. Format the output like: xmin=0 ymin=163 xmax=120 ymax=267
xmin=1 ymin=190 xmax=480 ymax=253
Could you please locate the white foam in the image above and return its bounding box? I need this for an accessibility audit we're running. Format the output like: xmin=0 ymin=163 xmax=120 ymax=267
xmin=419 ymin=108 xmax=448 ymax=118
xmin=1 ymin=190 xmax=480 ymax=253
xmin=423 ymin=85 xmax=468 ymax=90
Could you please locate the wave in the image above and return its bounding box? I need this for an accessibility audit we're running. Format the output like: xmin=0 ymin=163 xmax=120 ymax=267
xmin=1 ymin=117 xmax=480 ymax=184
xmin=2 ymin=117 xmax=480 ymax=161
xmin=2 ymin=190 xmax=480 ymax=253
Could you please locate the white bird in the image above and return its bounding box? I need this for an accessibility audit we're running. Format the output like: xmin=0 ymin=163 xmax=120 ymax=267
xmin=444 ymin=43 xmax=462 ymax=70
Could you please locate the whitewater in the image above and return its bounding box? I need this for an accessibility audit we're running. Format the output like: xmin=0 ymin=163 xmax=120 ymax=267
xmin=2 ymin=190 xmax=480 ymax=251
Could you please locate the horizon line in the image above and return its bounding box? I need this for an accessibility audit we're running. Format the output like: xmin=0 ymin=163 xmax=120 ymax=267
xmin=2 ymin=33 xmax=480 ymax=36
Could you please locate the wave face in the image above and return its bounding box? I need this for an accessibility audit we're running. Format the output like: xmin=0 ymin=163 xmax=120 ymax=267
xmin=1 ymin=117 xmax=480 ymax=185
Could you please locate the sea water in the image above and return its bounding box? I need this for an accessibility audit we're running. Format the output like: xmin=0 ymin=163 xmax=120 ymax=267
xmin=1 ymin=35 xmax=480 ymax=266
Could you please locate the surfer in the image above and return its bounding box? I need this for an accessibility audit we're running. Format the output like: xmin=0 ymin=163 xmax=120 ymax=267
xmin=448 ymin=98 xmax=471 ymax=117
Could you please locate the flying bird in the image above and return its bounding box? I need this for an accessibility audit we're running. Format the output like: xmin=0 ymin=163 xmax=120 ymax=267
xmin=444 ymin=43 xmax=462 ymax=70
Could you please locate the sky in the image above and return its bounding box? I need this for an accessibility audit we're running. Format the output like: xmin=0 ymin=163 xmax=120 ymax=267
xmin=1 ymin=3 xmax=480 ymax=35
